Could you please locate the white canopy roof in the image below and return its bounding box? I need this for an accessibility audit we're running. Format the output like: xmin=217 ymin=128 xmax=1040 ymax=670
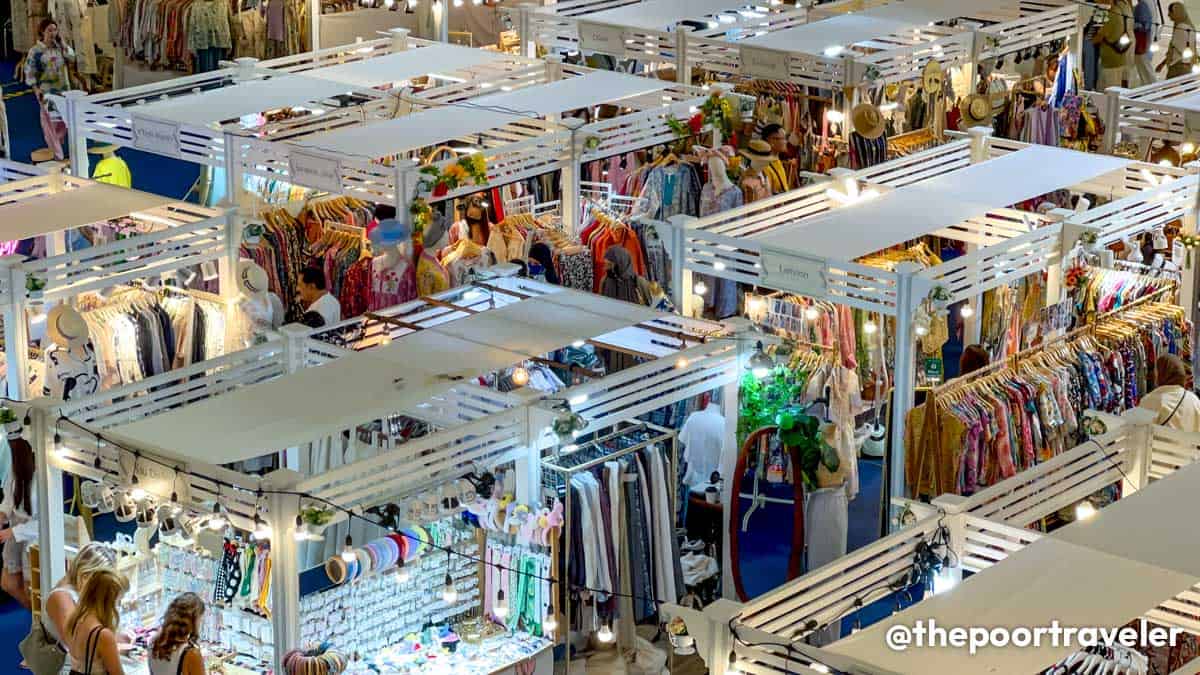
xmin=743 ymin=0 xmax=974 ymax=52
xmin=826 ymin=462 xmax=1200 ymax=675
xmin=563 ymin=0 xmax=746 ymax=29
xmin=292 ymin=71 xmax=669 ymax=158
xmin=133 ymin=75 xmax=362 ymax=126
xmin=1157 ymin=92 xmax=1200 ymax=112
xmin=301 ymin=44 xmax=507 ymax=89
xmin=756 ymin=146 xmax=1131 ymax=262
xmin=104 ymin=290 xmax=661 ymax=464
xmin=0 ymin=181 xmax=178 ymax=241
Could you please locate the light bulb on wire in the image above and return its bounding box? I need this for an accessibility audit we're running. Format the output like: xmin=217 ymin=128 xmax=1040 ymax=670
xmin=1118 ymin=33 xmax=1131 ymax=48
xmin=129 ymin=475 xmax=147 ymax=502
xmin=252 ymin=515 xmax=271 ymax=541
xmin=293 ymin=514 xmax=308 ymax=542
xmin=442 ymin=572 xmax=458 ymax=604
xmin=511 ymin=366 xmax=530 ymax=387
xmin=863 ymin=319 xmax=878 ymax=335
xmin=544 ymin=604 xmax=558 ymax=633
xmin=341 ymin=534 xmax=356 ymax=562
xmin=1185 ymin=47 xmax=1195 ymax=60
xmin=1075 ymin=500 xmax=1097 ymax=521
xmin=1150 ymin=42 xmax=1160 ymax=53
xmin=675 ymin=356 xmax=689 ymax=369
xmin=693 ymin=280 xmax=708 ymax=296
xmin=596 ymin=620 xmax=615 ymax=643
xmin=960 ymin=304 xmax=975 ymax=319
xmin=396 ymin=557 xmax=410 ymax=583
xmin=207 ymin=502 xmax=227 ymax=531
xmin=804 ymin=306 xmax=820 ymax=321
xmin=748 ymin=341 xmax=774 ymax=379
xmin=495 ymin=589 xmax=509 ymax=619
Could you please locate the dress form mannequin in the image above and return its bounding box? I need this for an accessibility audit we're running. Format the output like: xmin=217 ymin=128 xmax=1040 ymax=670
xmin=699 ymin=151 xmax=743 ymax=318
xmin=237 ymin=259 xmax=283 ymax=346
xmin=42 ymin=304 xmax=99 ymax=401
xmin=370 ymin=218 xmax=417 ymax=310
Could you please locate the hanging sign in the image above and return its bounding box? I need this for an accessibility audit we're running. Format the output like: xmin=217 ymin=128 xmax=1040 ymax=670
xmin=131 ymin=115 xmax=182 ymax=158
xmin=923 ymin=357 xmax=944 ymax=384
xmin=288 ymin=149 xmax=344 ymax=194
xmin=578 ymin=21 xmax=627 ymax=54
xmin=740 ymin=46 xmax=791 ymax=80
xmin=118 ymin=452 xmax=192 ymax=505
xmin=758 ymin=246 xmax=828 ymax=299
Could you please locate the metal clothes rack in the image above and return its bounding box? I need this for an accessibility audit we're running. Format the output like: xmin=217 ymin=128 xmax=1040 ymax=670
xmin=540 ymin=420 xmax=678 ymax=671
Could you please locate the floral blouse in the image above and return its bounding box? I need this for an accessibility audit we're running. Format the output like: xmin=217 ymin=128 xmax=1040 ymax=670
xmin=24 ymin=41 xmax=73 ymax=96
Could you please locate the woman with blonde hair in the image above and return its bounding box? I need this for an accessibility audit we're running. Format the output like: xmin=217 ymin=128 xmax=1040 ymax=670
xmin=65 ymin=569 xmax=127 ymax=675
xmin=148 ymin=593 xmax=206 ymax=675
xmin=23 ymin=542 xmax=118 ymax=674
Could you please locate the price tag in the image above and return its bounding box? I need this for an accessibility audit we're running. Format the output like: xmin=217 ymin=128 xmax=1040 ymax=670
xmin=131 ymin=115 xmax=182 ymax=158
xmin=578 ymin=21 xmax=627 ymax=54
xmin=288 ymin=149 xmax=344 ymax=193
xmin=740 ymin=46 xmax=791 ymax=80
xmin=758 ymin=247 xmax=828 ymax=299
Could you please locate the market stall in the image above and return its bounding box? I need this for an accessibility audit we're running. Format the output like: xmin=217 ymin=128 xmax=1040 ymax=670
xmin=1108 ymin=72 xmax=1200 ymax=159
xmin=28 ymin=276 xmax=746 ymax=673
xmin=0 ymin=169 xmax=239 ymax=401
xmin=659 ymin=128 xmax=1198 ymax=603
xmin=505 ymin=0 xmax=809 ymax=81
xmin=719 ymin=404 xmax=1200 ymax=675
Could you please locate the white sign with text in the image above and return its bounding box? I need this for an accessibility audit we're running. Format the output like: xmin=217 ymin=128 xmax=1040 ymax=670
xmin=740 ymin=46 xmax=791 ymax=80
xmin=759 ymin=247 xmax=828 ymax=298
xmin=289 ymin=149 xmax=344 ymax=194
xmin=131 ymin=115 xmax=182 ymax=158
xmin=578 ymin=21 xmax=627 ymax=54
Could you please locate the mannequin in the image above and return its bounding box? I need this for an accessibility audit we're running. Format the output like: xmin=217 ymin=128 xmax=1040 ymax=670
xmin=42 ymin=304 xmax=100 ymax=401
xmin=188 ymin=0 xmax=233 ymax=72
xmin=369 ymin=218 xmax=417 ymax=310
xmin=699 ymin=151 xmax=742 ymax=318
xmin=237 ymin=260 xmax=284 ymax=346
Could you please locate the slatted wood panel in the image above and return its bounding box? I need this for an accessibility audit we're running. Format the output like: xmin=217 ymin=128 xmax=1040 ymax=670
xmin=959 ymin=515 xmax=1043 ymax=572
xmin=1148 ymin=425 xmax=1200 ymax=482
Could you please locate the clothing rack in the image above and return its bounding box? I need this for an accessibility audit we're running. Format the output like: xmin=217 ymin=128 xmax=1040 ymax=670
xmin=540 ymin=419 xmax=677 ymax=669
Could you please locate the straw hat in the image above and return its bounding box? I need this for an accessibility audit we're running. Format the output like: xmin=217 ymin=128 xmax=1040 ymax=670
xmin=922 ymin=61 xmax=944 ymax=94
xmin=739 ymin=139 xmax=778 ymax=170
xmin=851 ymin=103 xmax=885 ymax=139
xmin=46 ymin=304 xmax=89 ymax=348
xmin=959 ymin=94 xmax=993 ymax=128
xmin=237 ymin=259 xmax=269 ymax=296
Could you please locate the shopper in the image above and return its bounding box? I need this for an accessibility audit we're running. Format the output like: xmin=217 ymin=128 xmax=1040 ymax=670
xmin=1132 ymin=0 xmax=1157 ymax=85
xmin=23 ymin=18 xmax=75 ymax=161
xmin=1138 ymin=354 xmax=1200 ymax=430
xmin=149 ymin=593 xmax=206 ymax=675
xmin=30 ymin=542 xmax=119 ymax=673
xmin=527 ymin=243 xmax=560 ymax=285
xmin=0 ymin=429 xmax=37 ymax=608
xmin=1159 ymin=3 xmax=1196 ymax=79
xmin=760 ymin=124 xmax=792 ymax=194
xmin=297 ymin=267 xmax=340 ymax=327
xmin=1094 ymin=0 xmax=1134 ymax=90
xmin=958 ymin=344 xmax=990 ymax=377
xmin=65 ymin=569 xmax=128 ymax=675
xmin=600 ymin=247 xmax=651 ymax=307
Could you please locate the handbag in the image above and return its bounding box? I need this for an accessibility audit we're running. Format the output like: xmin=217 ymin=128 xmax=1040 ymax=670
xmin=19 ymin=618 xmax=66 ymax=675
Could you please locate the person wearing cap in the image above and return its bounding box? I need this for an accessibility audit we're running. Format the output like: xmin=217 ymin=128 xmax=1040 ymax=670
xmin=738 ymin=140 xmax=776 ymax=201
xmin=297 ymin=267 xmax=341 ymax=328
xmin=759 ymin=124 xmax=792 ymax=194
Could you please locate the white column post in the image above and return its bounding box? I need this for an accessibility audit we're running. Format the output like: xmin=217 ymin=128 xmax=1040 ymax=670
xmin=888 ymin=262 xmax=924 ymax=508
xmin=393 ymin=158 xmax=419 ymax=232
xmin=1102 ymin=87 xmax=1125 ymax=155
xmin=675 ymin=27 xmax=691 ymax=85
xmin=436 ymin=0 xmax=450 ymax=43
xmin=32 ymin=402 xmax=66 ymax=603
xmin=967 ymin=125 xmax=992 ymax=163
xmin=309 ymin=0 xmax=320 ymax=51
xmin=668 ymin=215 xmax=697 ymax=317
xmin=63 ymin=90 xmax=90 ymax=178
xmin=279 ymin=325 xmax=310 ymax=471
xmin=960 ymin=126 xmax=994 ymax=345
xmin=389 ymin=27 xmax=410 ymax=52
xmin=1055 ymin=218 xmax=1100 ymax=306
xmin=2 ymin=256 xmax=30 ymax=400
xmin=517 ymin=4 xmax=535 ymax=59
xmin=222 ymin=130 xmax=243 ymax=210
xmin=561 ymin=118 xmax=585 ymax=235
xmin=263 ymin=481 xmax=302 ymax=672
xmin=513 ymin=390 xmax=546 ymax=506
xmin=718 ymin=339 xmax=741 ymax=600
xmin=1120 ymin=407 xmax=1158 ymax=495
xmin=967 ymin=30 xmax=983 ymax=95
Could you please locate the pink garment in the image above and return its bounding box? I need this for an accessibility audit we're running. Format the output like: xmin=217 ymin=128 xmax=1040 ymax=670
xmin=370 ymin=257 xmax=417 ymax=310
xmin=837 ymin=306 xmax=857 ymax=369
xmin=39 ymin=105 xmax=66 ymax=160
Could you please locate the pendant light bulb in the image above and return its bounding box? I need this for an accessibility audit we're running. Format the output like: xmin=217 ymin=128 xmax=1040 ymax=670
xmin=1118 ymin=33 xmax=1130 ymax=47
xmin=1185 ymin=47 xmax=1195 ymax=60
xmin=544 ymin=605 xmax=558 ymax=633
xmin=1192 ymin=63 xmax=1200 ymax=74
xmin=53 ymin=431 xmax=65 ymax=457
xmin=596 ymin=620 xmax=615 ymax=643
xmin=129 ymin=475 xmax=147 ymax=501
xmin=571 ymin=340 xmax=585 ymax=348
xmin=863 ymin=319 xmax=878 ymax=335
xmin=511 ymin=366 xmax=530 ymax=387
xmin=293 ymin=514 xmax=307 ymax=542
xmin=960 ymin=304 xmax=974 ymax=319
xmin=495 ymin=589 xmax=509 ymax=619
xmin=396 ymin=557 xmax=410 ymax=583
xmin=675 ymin=356 xmax=689 ymax=369
xmin=252 ymin=515 xmax=271 ymax=541
xmin=1150 ymin=42 xmax=1160 ymax=53
xmin=341 ymin=534 xmax=356 ymax=562
xmin=746 ymin=295 xmax=766 ymax=315
xmin=208 ymin=502 xmax=226 ymax=531
xmin=748 ymin=340 xmax=773 ymax=379
xmin=1075 ymin=500 xmax=1097 ymax=521
xmin=804 ymin=306 xmax=820 ymax=321
xmin=693 ymin=280 xmax=708 ymax=296
xmin=442 ymin=573 xmax=458 ymax=604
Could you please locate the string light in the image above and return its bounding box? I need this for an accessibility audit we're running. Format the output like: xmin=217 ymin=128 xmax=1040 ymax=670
xmin=960 ymin=304 xmax=974 ymax=319
xmin=293 ymin=513 xmax=308 ymax=542
xmin=510 ymin=366 xmax=530 ymax=387
xmin=746 ymin=296 xmax=766 ymax=315
xmin=675 ymin=356 xmax=689 ymax=369
xmin=342 ymin=535 xmax=357 ymax=562
xmin=130 ymin=475 xmax=147 ymax=502
xmin=748 ymin=341 xmax=773 ymax=379
xmin=396 ymin=557 xmax=410 ymax=583
xmin=442 ymin=571 xmax=458 ymax=604
xmin=1185 ymin=47 xmax=1195 ymax=60
xmin=863 ymin=319 xmax=878 ymax=335
xmin=252 ymin=514 xmax=271 ymax=541
xmin=804 ymin=306 xmax=820 ymax=321
xmin=1075 ymin=500 xmax=1097 ymax=521
xmin=693 ymin=280 xmax=708 ymax=296
xmin=570 ymin=340 xmax=585 ymax=348
xmin=596 ymin=619 xmax=614 ymax=643
xmin=207 ymin=501 xmax=227 ymax=531
xmin=544 ymin=604 xmax=558 ymax=633
xmin=495 ymin=589 xmax=509 ymax=619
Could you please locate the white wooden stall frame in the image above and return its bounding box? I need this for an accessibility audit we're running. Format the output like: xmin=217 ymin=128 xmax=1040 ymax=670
xmin=718 ymin=406 xmax=1200 ymax=675
xmin=504 ymin=0 xmax=810 ymax=82
xmin=28 ymin=277 xmax=746 ymax=672
xmin=1108 ymin=73 xmax=1200 ymax=153
xmin=0 ymin=172 xmax=238 ymax=400
xmin=658 ymin=128 xmax=1198 ymax=506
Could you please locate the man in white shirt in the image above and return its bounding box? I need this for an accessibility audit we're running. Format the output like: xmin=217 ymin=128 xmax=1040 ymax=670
xmin=679 ymin=401 xmax=726 ymax=490
xmin=298 ymin=267 xmax=341 ymax=328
